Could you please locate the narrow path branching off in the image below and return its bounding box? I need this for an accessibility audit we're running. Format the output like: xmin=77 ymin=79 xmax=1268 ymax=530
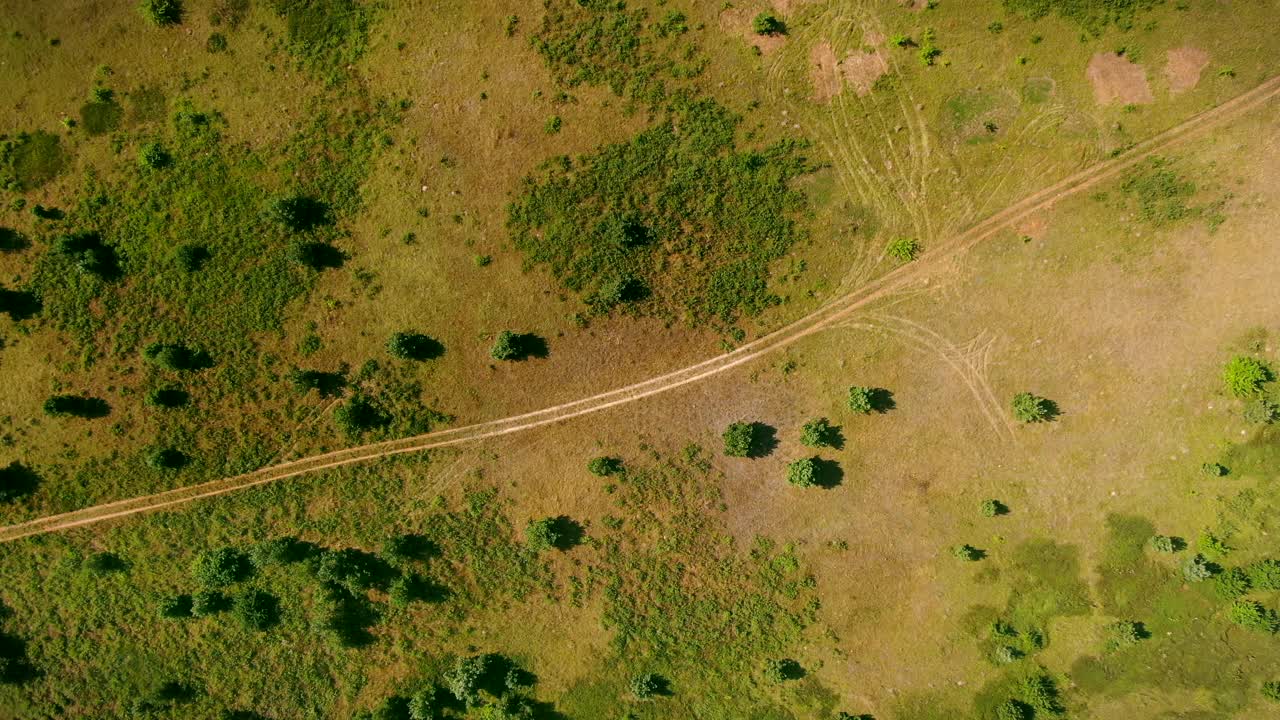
xmin=3 ymin=75 xmax=1278 ymax=543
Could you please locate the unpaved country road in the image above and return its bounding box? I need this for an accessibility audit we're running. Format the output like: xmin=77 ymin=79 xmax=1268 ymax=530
xmin=4 ymin=74 xmax=1279 ymax=544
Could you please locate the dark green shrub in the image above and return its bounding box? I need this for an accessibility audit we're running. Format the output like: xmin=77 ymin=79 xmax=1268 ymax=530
xmin=158 ymin=594 xmax=193 ymax=618
xmin=488 ymin=330 xmax=546 ymax=361
xmin=1201 ymin=462 xmax=1229 ymax=477
xmin=145 ymin=386 xmax=189 ymax=409
xmin=525 ymin=517 xmax=561 ymax=551
xmin=847 ymin=386 xmax=874 ymax=414
xmin=271 ymin=193 xmax=330 ymax=232
xmin=139 ymin=0 xmax=183 ymax=25
xmin=587 ymin=456 xmax=623 ymax=476
xmin=289 ymin=241 xmax=344 ymax=270
xmin=191 ymin=590 xmax=229 ymax=617
xmin=234 ymin=590 xmax=280 ymax=631
xmin=1248 ymin=559 xmax=1280 ymax=591
xmin=1263 ymin=681 xmax=1280 ymax=702
xmin=56 ymin=232 xmax=121 ymax=280
xmin=175 ymin=243 xmax=210 ymax=271
xmin=0 ymin=462 xmax=39 ymax=503
xmin=382 ymin=534 xmax=436 ymax=564
xmin=952 ymin=544 xmax=984 ymax=561
xmin=1103 ymin=620 xmax=1144 ymax=650
xmin=761 ymin=658 xmax=803 ymax=682
xmin=1183 ymin=553 xmax=1214 ymax=582
xmin=723 ymin=421 xmax=755 ymax=457
xmin=334 ymin=394 xmax=390 ymax=436
xmin=1244 ymin=398 xmax=1279 ymax=425
xmin=1228 ymin=600 xmax=1279 ymax=634
xmin=1214 ymin=567 xmax=1251 ymax=600
xmin=787 ymin=457 xmax=818 ymax=488
xmin=1011 ymin=392 xmax=1053 ymax=422
xmin=800 ymin=417 xmax=839 ymax=448
xmin=86 ymin=551 xmax=127 ymax=574
xmin=980 ymin=499 xmax=1008 ymax=517
xmin=143 ymin=342 xmax=210 ymax=371
xmin=288 ymin=368 xmax=346 ymax=397
xmin=43 ymin=394 xmax=110 ymax=418
xmin=249 ymin=536 xmax=315 ymax=568
xmin=147 ymin=447 xmax=188 ymax=471
xmin=206 ymin=33 xmax=228 ymax=52
xmin=1224 ymin=356 xmax=1272 ymax=397
xmin=995 ymin=700 xmax=1031 ymax=720
xmin=387 ymin=331 xmax=444 ymax=361
xmin=1150 ymin=534 xmax=1182 ymax=553
xmin=138 ymin=142 xmax=171 ymax=169
xmin=752 ymin=12 xmax=786 ymax=35
xmin=446 ymin=654 xmax=493 ymax=704
xmin=629 ymin=673 xmax=664 ymax=699
xmin=313 ymin=548 xmax=393 ymax=593
xmin=191 ymin=547 xmax=251 ymax=587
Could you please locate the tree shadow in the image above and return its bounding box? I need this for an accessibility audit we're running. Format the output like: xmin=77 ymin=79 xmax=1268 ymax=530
xmin=291 ymin=241 xmax=345 ymax=271
xmin=57 ymin=232 xmax=122 ymax=281
xmin=549 ymin=516 xmax=585 ymax=550
xmin=273 ymin=195 xmax=332 ymax=233
xmin=44 ymin=395 xmax=111 ymax=418
xmin=0 ymin=631 xmax=39 ymax=685
xmin=868 ymin=388 xmax=896 ymax=413
xmin=747 ymin=422 xmax=778 ymax=459
xmin=1040 ymin=398 xmax=1062 ymax=422
xmin=512 ymin=333 xmax=549 ymax=360
xmin=0 ymin=227 xmax=29 ymax=252
xmin=31 ymin=205 xmax=64 ymax=221
xmin=0 ymin=461 xmax=40 ymax=503
xmin=813 ymin=458 xmax=844 ymax=489
xmin=86 ymin=551 xmax=129 ymax=574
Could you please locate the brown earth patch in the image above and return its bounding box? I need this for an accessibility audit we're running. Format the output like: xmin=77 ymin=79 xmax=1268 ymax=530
xmin=1016 ymin=214 xmax=1049 ymax=241
xmin=810 ymin=41 xmax=842 ymax=102
xmin=864 ymin=30 xmax=886 ymax=47
xmin=719 ymin=8 xmax=786 ymax=54
xmin=900 ymin=0 xmax=928 ymax=12
xmin=1087 ymin=52 xmax=1154 ymax=105
xmin=1165 ymin=46 xmax=1210 ymax=94
xmin=841 ymin=48 xmax=890 ymax=97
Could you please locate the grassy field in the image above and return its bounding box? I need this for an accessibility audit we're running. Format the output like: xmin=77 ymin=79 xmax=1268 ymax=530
xmin=2 ymin=0 xmax=1280 ymax=718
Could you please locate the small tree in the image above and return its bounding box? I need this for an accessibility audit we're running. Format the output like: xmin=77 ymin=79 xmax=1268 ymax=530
xmin=1182 ymin=553 xmax=1213 ymax=582
xmin=1150 ymin=535 xmax=1180 ymax=553
xmin=139 ymin=0 xmax=183 ymax=26
xmin=1223 ymin=356 xmax=1271 ymax=397
xmin=629 ymin=673 xmax=660 ymax=699
xmin=158 ymin=594 xmax=192 ymax=619
xmin=800 ymin=417 xmax=837 ymax=448
xmin=761 ymin=658 xmax=802 ymax=683
xmin=191 ymin=590 xmax=228 ymax=617
xmin=1244 ymin=398 xmax=1279 ymax=425
xmin=1214 ymin=567 xmax=1252 ymax=600
xmin=1248 ymin=559 xmax=1280 ymax=591
xmin=234 ymin=590 xmax=280 ymax=631
xmin=787 ymin=457 xmax=818 ymax=488
xmin=138 ymin=142 xmax=171 ymax=169
xmin=191 ymin=547 xmax=251 ymax=587
xmin=752 ymin=12 xmax=786 ymax=35
xmin=146 ymin=447 xmax=188 ymax=471
xmin=446 ymin=654 xmax=491 ymax=704
xmin=1263 ymin=681 xmax=1280 ymax=702
xmin=1228 ymin=600 xmax=1280 ymax=634
xmin=525 ymin=517 xmax=561 ymax=551
xmin=387 ymin=331 xmax=443 ymax=361
xmin=723 ymin=421 xmax=756 ymax=457
xmin=1201 ymin=462 xmax=1229 ymax=477
xmin=995 ymin=700 xmax=1031 ymax=720
xmin=334 ymin=395 xmax=390 ymax=437
xmin=952 ymin=544 xmax=983 ymax=561
xmin=587 ymin=456 xmax=623 ymax=476
xmin=1011 ymin=392 xmax=1052 ymax=423
xmin=490 ymin=330 xmax=522 ymax=361
xmin=1103 ymin=620 xmax=1143 ymax=651
xmin=847 ymin=386 xmax=874 ymax=414
xmin=271 ymin=193 xmax=329 ymax=233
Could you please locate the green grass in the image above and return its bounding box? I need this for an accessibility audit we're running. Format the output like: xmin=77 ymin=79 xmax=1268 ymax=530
xmin=508 ymin=95 xmax=812 ymax=328
xmin=0 ymin=131 xmax=68 ymax=191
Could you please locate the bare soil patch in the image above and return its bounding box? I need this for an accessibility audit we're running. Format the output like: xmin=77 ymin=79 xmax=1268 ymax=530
xmin=842 ymin=49 xmax=890 ymax=97
xmin=1166 ymin=46 xmax=1210 ymax=94
xmin=810 ymin=42 xmax=842 ymax=102
xmin=1087 ymin=52 xmax=1154 ymax=105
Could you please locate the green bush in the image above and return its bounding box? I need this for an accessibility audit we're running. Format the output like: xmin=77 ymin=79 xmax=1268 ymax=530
xmin=752 ymin=12 xmax=786 ymax=35
xmin=995 ymin=700 xmax=1031 ymax=720
xmin=799 ymin=418 xmax=838 ymax=448
xmin=1263 ymin=681 xmax=1280 ymax=702
xmin=1213 ymin=567 xmax=1252 ymax=600
xmin=629 ymin=673 xmax=661 ymax=699
xmin=191 ymin=590 xmax=229 ymax=617
xmin=787 ymin=457 xmax=818 ymax=488
xmin=146 ymin=447 xmax=188 ymax=471
xmin=191 ymin=547 xmax=251 ymax=587
xmin=143 ymin=342 xmax=210 ymax=372
xmin=249 ymin=536 xmax=315 ymax=568
xmin=723 ymin=421 xmax=756 ymax=457
xmin=761 ymin=658 xmax=802 ymax=682
xmin=139 ymin=0 xmax=183 ymax=25
xmin=138 ymin=142 xmax=171 ymax=169
xmin=885 ymin=237 xmax=921 ymax=262
xmin=980 ymin=499 xmax=1008 ymax=517
xmin=1103 ymin=620 xmax=1144 ymax=650
xmin=1150 ymin=534 xmax=1181 ymax=553
xmin=334 ymin=394 xmax=390 ymax=437
xmin=489 ymin=330 xmax=535 ymax=361
xmin=1248 ymin=559 xmax=1280 ymax=591
xmin=847 ymin=386 xmax=874 ymax=414
xmin=175 ymin=243 xmax=210 ymax=272
xmin=145 ymin=386 xmax=189 ymax=409
xmin=387 ymin=331 xmax=443 ymax=361
xmin=1201 ymin=462 xmax=1229 ymax=477
xmin=158 ymin=594 xmax=193 ymax=619
xmin=1228 ymin=600 xmax=1279 ymax=634
xmin=206 ymin=33 xmax=228 ymax=52
xmin=234 ymin=590 xmax=280 ymax=631
xmin=313 ymin=548 xmax=392 ymax=593
xmin=1223 ymin=356 xmax=1272 ymax=397
xmin=1183 ymin=553 xmax=1214 ymax=582
xmin=1243 ymin=398 xmax=1279 ymax=425
xmin=42 ymin=394 xmax=110 ymax=418
xmin=1011 ymin=392 xmax=1053 ymax=423
xmin=952 ymin=544 xmax=984 ymax=561
xmin=587 ymin=456 xmax=623 ymax=476
xmin=86 ymin=552 xmax=127 ymax=574
xmin=525 ymin=517 xmax=561 ymax=551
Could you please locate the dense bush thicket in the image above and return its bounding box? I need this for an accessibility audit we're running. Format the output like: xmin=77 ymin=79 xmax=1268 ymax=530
xmin=532 ymin=0 xmax=704 ymax=107
xmin=509 ymin=96 xmax=811 ymax=327
xmin=1224 ymin=356 xmax=1272 ymax=397
xmin=1003 ymin=0 xmax=1162 ymax=34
